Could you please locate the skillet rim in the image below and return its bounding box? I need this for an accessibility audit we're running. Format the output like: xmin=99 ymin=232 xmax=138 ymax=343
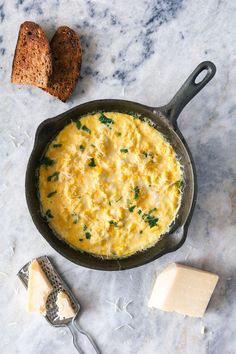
xmin=25 ymin=98 xmax=197 ymax=270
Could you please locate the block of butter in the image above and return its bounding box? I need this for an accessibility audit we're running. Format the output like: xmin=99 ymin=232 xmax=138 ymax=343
xmin=27 ymin=259 xmax=53 ymax=315
xmin=148 ymin=263 xmax=219 ymax=317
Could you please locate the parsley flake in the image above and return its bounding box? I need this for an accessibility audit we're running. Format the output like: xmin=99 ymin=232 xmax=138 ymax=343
xmin=85 ymin=232 xmax=91 ymax=239
xmin=120 ymin=148 xmax=128 ymax=153
xmin=45 ymin=209 xmax=53 ymax=219
xmin=174 ymin=180 xmax=184 ymax=189
xmin=41 ymin=157 xmax=55 ymax=166
xmin=47 ymin=190 xmax=57 ymax=198
xmin=146 ymin=215 xmax=159 ymax=228
xmin=109 ymin=220 xmax=118 ymax=227
xmin=47 ymin=171 xmax=60 ymax=182
xmin=116 ymin=197 xmax=122 ymax=202
xmin=99 ymin=113 xmax=114 ymax=126
xmin=75 ymin=119 xmax=91 ymax=134
xmin=129 ymin=205 xmax=136 ymax=212
xmin=82 ymin=125 xmax=91 ymax=134
xmin=149 ymin=208 xmax=157 ymax=214
xmin=88 ymin=158 xmax=96 ymax=167
xmin=142 ymin=151 xmax=154 ymax=158
xmin=133 ymin=186 xmax=140 ymax=200
xmin=142 ymin=209 xmax=159 ymax=228
xmin=76 ymin=119 xmax=81 ymax=129
xmin=79 ymin=145 xmax=85 ymax=151
xmin=72 ymin=213 xmax=80 ymax=224
xmin=53 ymin=143 xmax=62 ymax=148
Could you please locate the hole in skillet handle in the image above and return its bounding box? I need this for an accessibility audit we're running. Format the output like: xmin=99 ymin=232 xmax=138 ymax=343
xmin=157 ymin=61 xmax=216 ymax=128
xmin=194 ymin=69 xmax=208 ymax=84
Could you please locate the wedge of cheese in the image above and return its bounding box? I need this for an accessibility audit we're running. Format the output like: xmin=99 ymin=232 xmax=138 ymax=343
xmin=27 ymin=259 xmax=53 ymax=315
xmin=56 ymin=291 xmax=76 ymax=319
xmin=148 ymin=263 xmax=219 ymax=317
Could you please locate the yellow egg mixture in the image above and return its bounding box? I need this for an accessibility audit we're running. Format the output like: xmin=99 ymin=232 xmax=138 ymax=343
xmin=39 ymin=112 xmax=182 ymax=258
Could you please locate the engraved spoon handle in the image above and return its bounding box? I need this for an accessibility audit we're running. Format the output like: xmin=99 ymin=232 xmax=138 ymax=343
xmin=68 ymin=322 xmax=84 ymax=354
xmin=72 ymin=318 xmax=101 ymax=354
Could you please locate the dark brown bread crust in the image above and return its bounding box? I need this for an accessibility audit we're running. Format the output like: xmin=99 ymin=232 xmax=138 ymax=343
xmin=44 ymin=26 xmax=82 ymax=102
xmin=11 ymin=21 xmax=52 ymax=88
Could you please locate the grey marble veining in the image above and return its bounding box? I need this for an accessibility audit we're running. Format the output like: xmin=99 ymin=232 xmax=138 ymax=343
xmin=0 ymin=0 xmax=236 ymax=353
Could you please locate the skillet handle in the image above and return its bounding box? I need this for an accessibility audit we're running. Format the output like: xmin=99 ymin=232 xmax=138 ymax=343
xmin=158 ymin=61 xmax=216 ymax=127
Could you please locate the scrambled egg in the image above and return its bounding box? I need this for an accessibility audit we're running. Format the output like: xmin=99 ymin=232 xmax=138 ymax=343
xmin=39 ymin=112 xmax=182 ymax=258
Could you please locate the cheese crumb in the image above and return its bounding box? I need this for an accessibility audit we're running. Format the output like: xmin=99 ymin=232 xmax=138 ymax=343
xmin=56 ymin=291 xmax=76 ymax=320
xmin=113 ymin=323 xmax=134 ymax=331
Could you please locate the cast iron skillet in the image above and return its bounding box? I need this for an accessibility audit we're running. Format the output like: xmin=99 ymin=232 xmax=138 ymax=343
xmin=26 ymin=61 xmax=216 ymax=271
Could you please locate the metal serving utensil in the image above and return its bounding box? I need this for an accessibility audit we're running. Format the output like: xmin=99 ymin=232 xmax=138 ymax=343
xmin=17 ymin=256 xmax=101 ymax=354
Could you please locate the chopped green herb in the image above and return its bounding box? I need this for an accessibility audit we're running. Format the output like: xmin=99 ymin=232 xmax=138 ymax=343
xmin=82 ymin=125 xmax=91 ymax=134
xmin=142 ymin=209 xmax=159 ymax=228
xmin=41 ymin=157 xmax=55 ymax=166
xmin=76 ymin=119 xmax=81 ymax=129
xmin=129 ymin=205 xmax=136 ymax=212
xmin=85 ymin=232 xmax=91 ymax=239
xmin=140 ymin=230 xmax=143 ymax=234
xmin=79 ymin=144 xmax=85 ymax=151
xmin=116 ymin=132 xmax=122 ymax=136
xmin=83 ymin=225 xmax=87 ymax=231
xmin=133 ymin=186 xmax=140 ymax=200
xmin=99 ymin=113 xmax=114 ymax=126
xmin=143 ymin=151 xmax=154 ymax=158
xmin=47 ymin=190 xmax=57 ymax=198
xmin=142 ymin=213 xmax=149 ymax=220
xmin=146 ymin=215 xmax=159 ymax=228
xmin=53 ymin=143 xmax=62 ymax=148
xmin=91 ymin=144 xmax=96 ymax=147
xmin=108 ymin=200 xmax=112 ymax=206
xmin=174 ymin=180 xmax=184 ymax=189
xmin=143 ymin=151 xmax=148 ymax=158
xmin=75 ymin=119 xmax=91 ymax=134
xmin=47 ymin=171 xmax=60 ymax=182
xmin=88 ymin=158 xmax=96 ymax=167
xmin=120 ymin=148 xmax=128 ymax=153
xmin=138 ymin=209 xmax=142 ymax=215
xmin=109 ymin=220 xmax=118 ymax=227
xmin=72 ymin=214 xmax=80 ymax=224
xmin=45 ymin=209 xmax=53 ymax=219
xmin=132 ymin=115 xmax=138 ymax=120
xmin=149 ymin=208 xmax=157 ymax=214
xmin=116 ymin=197 xmax=122 ymax=202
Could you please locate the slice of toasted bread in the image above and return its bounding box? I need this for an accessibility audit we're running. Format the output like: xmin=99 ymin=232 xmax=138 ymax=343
xmin=11 ymin=21 xmax=52 ymax=88
xmin=44 ymin=26 xmax=82 ymax=102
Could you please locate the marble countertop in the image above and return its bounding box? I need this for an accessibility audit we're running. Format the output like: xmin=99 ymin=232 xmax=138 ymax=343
xmin=1 ymin=0 xmax=236 ymax=353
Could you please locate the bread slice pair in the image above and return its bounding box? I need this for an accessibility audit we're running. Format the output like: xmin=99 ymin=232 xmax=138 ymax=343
xmin=11 ymin=22 xmax=82 ymax=102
